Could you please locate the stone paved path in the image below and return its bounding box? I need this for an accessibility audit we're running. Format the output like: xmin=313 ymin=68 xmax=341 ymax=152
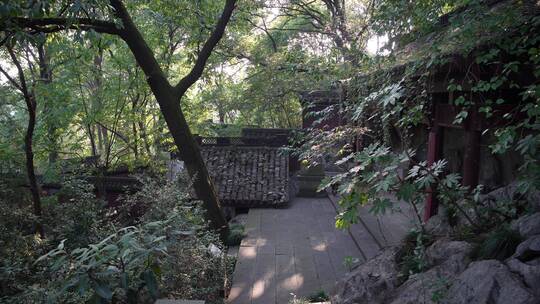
xmin=227 ymin=196 xmax=415 ymax=304
xmin=227 ymin=197 xmax=360 ymax=304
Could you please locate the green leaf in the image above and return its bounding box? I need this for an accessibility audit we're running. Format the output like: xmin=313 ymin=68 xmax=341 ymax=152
xmin=151 ymin=236 xmax=167 ymax=243
xmin=397 ymin=182 xmax=415 ymax=202
xmin=151 ymin=264 xmax=162 ymax=278
xmin=94 ymin=283 xmax=112 ymax=300
xmin=102 ymin=244 xmax=119 ymax=253
xmin=120 ymin=273 xmax=129 ymax=289
xmin=142 ymin=270 xmax=159 ymax=299
xmin=126 ymin=289 xmax=138 ymax=304
xmin=77 ymin=275 xmax=90 ymax=295
xmin=453 ymin=110 xmax=468 ymax=125
xmin=516 ymin=134 xmax=537 ymax=155
xmin=369 ymin=198 xmax=392 ymax=215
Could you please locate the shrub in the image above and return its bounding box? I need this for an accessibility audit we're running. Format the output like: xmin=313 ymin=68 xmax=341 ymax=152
xmin=288 ymin=290 xmax=330 ymax=303
xmin=1 ymin=173 xmax=232 ymax=303
xmin=34 ymin=174 xmax=232 ymax=303
xmin=225 ymin=223 xmax=245 ymax=246
xmin=113 ymin=174 xmax=193 ymax=226
xmin=472 ymin=225 xmax=522 ymax=261
xmin=42 ymin=177 xmax=110 ymax=249
xmin=37 ymin=214 xmax=177 ymax=303
xmin=39 ymin=205 xmax=230 ymax=303
xmin=0 ymin=179 xmax=52 ymax=302
xmin=308 ymin=289 xmax=330 ymax=302
xmin=396 ymin=229 xmax=432 ymax=281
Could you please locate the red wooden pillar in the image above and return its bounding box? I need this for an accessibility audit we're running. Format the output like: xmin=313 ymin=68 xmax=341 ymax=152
xmin=424 ymin=126 xmax=443 ymax=221
xmin=462 ymin=128 xmax=481 ymax=188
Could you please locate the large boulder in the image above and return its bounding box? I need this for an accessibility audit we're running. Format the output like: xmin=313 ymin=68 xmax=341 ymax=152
xmin=425 ymin=215 xmax=453 ymax=236
xmin=332 ymin=247 xmax=400 ymax=304
xmin=480 ymin=182 xmax=540 ymax=212
xmin=511 ymin=212 xmax=540 ymax=238
xmin=388 ymin=240 xmax=473 ymax=304
xmin=480 ymin=181 xmax=521 ymax=203
xmin=333 ymin=209 xmax=540 ymax=304
xmin=425 ymin=240 xmax=472 ymax=267
xmin=443 ymin=260 xmax=536 ymax=304
xmin=455 ymin=184 xmax=540 ymax=228
xmin=506 ymin=235 xmax=540 ymax=298
xmin=528 ymin=191 xmax=540 ymax=212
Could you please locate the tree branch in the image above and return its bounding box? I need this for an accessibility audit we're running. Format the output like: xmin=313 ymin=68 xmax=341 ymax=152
xmin=175 ymin=0 xmax=238 ymax=96
xmin=0 ymin=65 xmax=23 ymax=91
xmin=108 ymin=0 xmax=172 ymax=94
xmin=4 ymin=17 xmax=120 ymax=35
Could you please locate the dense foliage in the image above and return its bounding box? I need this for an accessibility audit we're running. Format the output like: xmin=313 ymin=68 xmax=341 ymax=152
xmin=1 ymin=0 xmax=539 ymax=303
xmin=299 ymin=0 xmax=540 ymax=229
xmin=1 ymin=174 xmax=231 ymax=303
xmin=291 ymin=3 xmax=540 ymax=296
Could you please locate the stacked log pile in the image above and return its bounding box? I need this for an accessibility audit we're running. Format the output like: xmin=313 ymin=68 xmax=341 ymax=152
xmin=200 ymin=146 xmax=289 ymax=207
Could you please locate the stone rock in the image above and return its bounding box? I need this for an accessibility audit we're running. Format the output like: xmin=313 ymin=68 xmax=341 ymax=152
xmin=480 ymin=182 xmax=540 ymax=212
xmin=332 ymin=247 xmax=400 ymax=304
xmin=513 ymin=234 xmax=540 ymax=257
xmin=297 ymin=164 xmax=326 ymax=197
xmin=388 ymin=269 xmax=446 ymax=304
xmin=528 ymin=190 xmax=540 ymax=212
xmin=506 ymin=235 xmax=540 ymax=297
xmin=444 ymin=260 xmax=536 ymax=304
xmin=425 ymin=240 xmax=473 ymax=268
xmin=388 ymin=240 xmax=472 ymax=304
xmin=425 ymin=215 xmax=453 ymax=236
xmin=480 ymin=181 xmax=521 ymax=203
xmin=456 ymin=184 xmax=540 ymax=228
xmin=208 ymin=243 xmax=222 ymax=257
xmin=511 ymin=212 xmax=540 ymax=238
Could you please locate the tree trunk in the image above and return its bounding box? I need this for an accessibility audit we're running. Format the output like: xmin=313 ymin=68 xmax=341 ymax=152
xmin=132 ymin=121 xmax=139 ymax=160
xmin=6 ymin=0 xmax=237 ymax=240
xmin=160 ymin=92 xmax=229 ymax=238
xmin=24 ymin=94 xmax=44 ymax=237
xmin=6 ymin=45 xmax=44 ymax=237
xmin=90 ymin=50 xmax=106 ymax=159
xmin=139 ymin=120 xmax=152 ymax=155
xmin=131 ymin=96 xmax=140 ymax=160
xmin=88 ymin=124 xmax=98 ymax=157
xmin=109 ymin=0 xmax=235 ymax=239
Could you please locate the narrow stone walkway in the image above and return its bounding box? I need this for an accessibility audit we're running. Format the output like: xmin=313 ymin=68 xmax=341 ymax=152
xmin=227 ymin=197 xmax=363 ymax=304
xmin=227 ymin=195 xmax=415 ymax=304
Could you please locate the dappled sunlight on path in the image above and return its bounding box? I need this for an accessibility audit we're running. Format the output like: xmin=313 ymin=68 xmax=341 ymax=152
xmin=227 ymin=197 xmax=364 ymax=304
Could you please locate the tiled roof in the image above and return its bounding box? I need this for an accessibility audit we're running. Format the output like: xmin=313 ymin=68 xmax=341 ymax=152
xmin=201 ymin=146 xmax=289 ymax=207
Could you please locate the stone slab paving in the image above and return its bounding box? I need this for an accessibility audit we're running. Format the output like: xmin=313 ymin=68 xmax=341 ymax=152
xmin=227 ymin=197 xmax=366 ymax=304
xmin=227 ymin=195 xmax=415 ymax=304
xmin=327 ymin=192 xmax=416 ymax=259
